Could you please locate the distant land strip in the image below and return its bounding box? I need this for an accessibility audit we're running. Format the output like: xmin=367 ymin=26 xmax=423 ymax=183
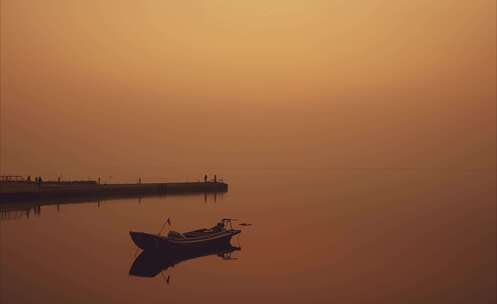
xmin=0 ymin=181 xmax=228 ymax=204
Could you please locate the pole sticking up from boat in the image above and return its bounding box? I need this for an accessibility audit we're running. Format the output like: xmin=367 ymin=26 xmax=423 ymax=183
xmin=157 ymin=217 xmax=172 ymax=236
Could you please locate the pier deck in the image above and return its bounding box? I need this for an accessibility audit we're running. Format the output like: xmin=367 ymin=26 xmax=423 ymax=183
xmin=0 ymin=181 xmax=228 ymax=203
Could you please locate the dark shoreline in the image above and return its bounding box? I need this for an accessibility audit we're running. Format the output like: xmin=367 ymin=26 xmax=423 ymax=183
xmin=0 ymin=182 xmax=228 ymax=204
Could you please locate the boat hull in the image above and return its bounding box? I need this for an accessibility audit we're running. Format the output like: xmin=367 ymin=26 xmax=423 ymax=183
xmin=129 ymin=232 xmax=167 ymax=251
xmin=130 ymin=229 xmax=240 ymax=251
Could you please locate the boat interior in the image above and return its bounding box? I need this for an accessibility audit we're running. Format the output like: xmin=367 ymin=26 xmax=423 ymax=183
xmin=167 ymin=222 xmax=225 ymax=239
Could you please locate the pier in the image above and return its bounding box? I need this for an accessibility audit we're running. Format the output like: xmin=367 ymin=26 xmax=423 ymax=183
xmin=0 ymin=181 xmax=228 ymax=204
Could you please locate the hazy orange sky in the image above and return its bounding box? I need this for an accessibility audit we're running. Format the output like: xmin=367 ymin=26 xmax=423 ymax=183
xmin=0 ymin=0 xmax=495 ymax=179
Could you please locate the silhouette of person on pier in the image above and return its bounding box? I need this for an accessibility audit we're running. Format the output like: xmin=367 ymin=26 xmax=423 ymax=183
xmin=204 ymin=175 xmax=207 ymax=182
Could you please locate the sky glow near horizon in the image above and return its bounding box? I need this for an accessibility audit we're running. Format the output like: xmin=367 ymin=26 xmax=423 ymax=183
xmin=0 ymin=0 xmax=495 ymax=178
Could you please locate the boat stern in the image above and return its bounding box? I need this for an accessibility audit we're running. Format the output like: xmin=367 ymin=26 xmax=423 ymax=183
xmin=230 ymin=229 xmax=241 ymax=237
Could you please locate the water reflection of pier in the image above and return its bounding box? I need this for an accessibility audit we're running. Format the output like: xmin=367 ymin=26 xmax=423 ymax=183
xmin=0 ymin=191 xmax=225 ymax=221
xmin=0 ymin=204 xmax=42 ymax=220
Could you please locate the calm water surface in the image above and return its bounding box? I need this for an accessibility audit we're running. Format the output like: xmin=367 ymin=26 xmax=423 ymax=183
xmin=1 ymin=170 xmax=495 ymax=303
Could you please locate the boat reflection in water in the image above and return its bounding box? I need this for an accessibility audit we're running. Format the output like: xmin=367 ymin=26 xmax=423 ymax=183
xmin=129 ymin=242 xmax=240 ymax=278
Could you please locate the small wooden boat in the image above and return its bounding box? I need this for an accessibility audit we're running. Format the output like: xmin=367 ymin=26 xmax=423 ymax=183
xmin=130 ymin=219 xmax=241 ymax=251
